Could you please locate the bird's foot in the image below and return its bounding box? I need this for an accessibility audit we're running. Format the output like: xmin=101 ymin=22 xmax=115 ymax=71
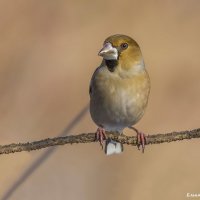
xmin=129 ymin=127 xmax=147 ymax=153
xmin=95 ymin=127 xmax=107 ymax=149
xmin=136 ymin=131 xmax=147 ymax=153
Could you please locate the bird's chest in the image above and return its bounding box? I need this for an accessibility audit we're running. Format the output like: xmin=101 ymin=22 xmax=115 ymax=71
xmin=90 ymin=66 xmax=150 ymax=130
xmin=93 ymin=76 xmax=143 ymax=120
xmin=107 ymin=82 xmax=137 ymax=110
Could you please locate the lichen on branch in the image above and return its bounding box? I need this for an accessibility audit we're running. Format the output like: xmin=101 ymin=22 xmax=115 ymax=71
xmin=0 ymin=128 xmax=200 ymax=155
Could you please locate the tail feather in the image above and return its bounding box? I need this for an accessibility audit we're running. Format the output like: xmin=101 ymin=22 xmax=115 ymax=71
xmin=105 ymin=139 xmax=123 ymax=155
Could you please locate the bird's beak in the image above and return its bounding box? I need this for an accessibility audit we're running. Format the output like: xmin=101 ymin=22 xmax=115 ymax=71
xmin=98 ymin=42 xmax=118 ymax=60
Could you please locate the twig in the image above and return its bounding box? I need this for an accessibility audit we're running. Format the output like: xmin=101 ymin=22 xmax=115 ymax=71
xmin=0 ymin=128 xmax=200 ymax=155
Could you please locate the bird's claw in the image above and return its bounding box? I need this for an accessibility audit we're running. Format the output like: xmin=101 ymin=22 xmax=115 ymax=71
xmin=136 ymin=131 xmax=147 ymax=153
xmin=95 ymin=127 xmax=107 ymax=149
xmin=129 ymin=126 xmax=147 ymax=153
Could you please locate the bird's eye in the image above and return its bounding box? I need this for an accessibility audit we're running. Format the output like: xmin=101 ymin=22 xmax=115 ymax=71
xmin=121 ymin=43 xmax=128 ymax=50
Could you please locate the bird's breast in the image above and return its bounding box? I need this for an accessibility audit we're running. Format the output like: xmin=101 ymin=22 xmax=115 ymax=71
xmin=90 ymin=66 xmax=150 ymax=131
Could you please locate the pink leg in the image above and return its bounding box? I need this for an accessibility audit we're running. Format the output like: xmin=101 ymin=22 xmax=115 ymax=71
xmin=129 ymin=127 xmax=147 ymax=153
xmin=95 ymin=127 xmax=107 ymax=149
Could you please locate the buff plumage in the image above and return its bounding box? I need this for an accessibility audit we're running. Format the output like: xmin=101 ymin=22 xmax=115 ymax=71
xmin=89 ymin=34 xmax=150 ymax=155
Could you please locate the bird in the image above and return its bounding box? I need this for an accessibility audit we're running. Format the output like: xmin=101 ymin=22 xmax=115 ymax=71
xmin=89 ymin=34 xmax=150 ymax=155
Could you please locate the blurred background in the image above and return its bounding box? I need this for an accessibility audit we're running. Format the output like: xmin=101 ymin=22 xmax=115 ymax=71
xmin=0 ymin=0 xmax=200 ymax=199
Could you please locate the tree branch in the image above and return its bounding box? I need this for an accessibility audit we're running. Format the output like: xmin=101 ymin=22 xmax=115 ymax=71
xmin=0 ymin=128 xmax=200 ymax=155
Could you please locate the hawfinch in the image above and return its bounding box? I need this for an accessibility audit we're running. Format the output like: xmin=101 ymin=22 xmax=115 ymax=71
xmin=89 ymin=34 xmax=150 ymax=155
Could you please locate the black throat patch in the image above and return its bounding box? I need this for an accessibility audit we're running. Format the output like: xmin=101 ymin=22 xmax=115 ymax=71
xmin=105 ymin=60 xmax=118 ymax=72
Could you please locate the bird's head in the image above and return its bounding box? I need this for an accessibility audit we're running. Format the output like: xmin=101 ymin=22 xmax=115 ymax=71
xmin=98 ymin=34 xmax=144 ymax=74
